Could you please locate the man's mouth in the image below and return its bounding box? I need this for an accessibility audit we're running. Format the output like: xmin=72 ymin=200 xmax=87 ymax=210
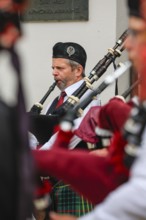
xmin=55 ymin=79 xmax=62 ymax=84
xmin=56 ymin=80 xmax=60 ymax=84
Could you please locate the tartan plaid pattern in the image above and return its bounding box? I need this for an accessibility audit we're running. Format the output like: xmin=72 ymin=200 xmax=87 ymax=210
xmin=50 ymin=181 xmax=94 ymax=217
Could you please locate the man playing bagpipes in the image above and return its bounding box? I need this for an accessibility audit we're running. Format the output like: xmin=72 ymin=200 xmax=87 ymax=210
xmin=32 ymin=42 xmax=101 ymax=220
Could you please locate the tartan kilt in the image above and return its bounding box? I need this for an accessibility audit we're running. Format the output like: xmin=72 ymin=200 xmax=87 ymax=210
xmin=50 ymin=181 xmax=94 ymax=217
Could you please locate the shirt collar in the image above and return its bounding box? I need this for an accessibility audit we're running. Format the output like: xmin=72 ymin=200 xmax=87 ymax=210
xmin=64 ymin=79 xmax=84 ymax=97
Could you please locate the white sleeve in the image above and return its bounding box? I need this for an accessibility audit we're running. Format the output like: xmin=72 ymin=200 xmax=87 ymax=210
xmin=40 ymin=132 xmax=82 ymax=150
xmin=28 ymin=132 xmax=39 ymax=150
xmin=79 ymin=177 xmax=146 ymax=220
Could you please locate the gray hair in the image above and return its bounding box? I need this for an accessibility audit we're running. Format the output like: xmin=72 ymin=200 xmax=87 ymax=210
xmin=67 ymin=59 xmax=85 ymax=77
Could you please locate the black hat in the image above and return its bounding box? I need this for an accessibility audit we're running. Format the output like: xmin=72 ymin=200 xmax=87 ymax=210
xmin=127 ymin=0 xmax=141 ymax=17
xmin=52 ymin=42 xmax=87 ymax=69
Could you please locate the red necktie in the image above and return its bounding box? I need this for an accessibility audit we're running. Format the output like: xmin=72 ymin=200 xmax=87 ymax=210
xmin=54 ymin=91 xmax=66 ymax=133
xmin=56 ymin=91 xmax=66 ymax=109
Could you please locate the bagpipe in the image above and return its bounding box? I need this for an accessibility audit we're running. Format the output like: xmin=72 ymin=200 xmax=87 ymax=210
xmin=121 ymin=78 xmax=141 ymax=99
xmin=52 ymin=29 xmax=129 ymax=116
xmin=30 ymin=81 xmax=57 ymax=115
xmin=29 ymin=30 xmax=129 ymax=144
xmin=59 ymin=61 xmax=132 ymax=132
xmin=30 ymin=29 xmax=129 ymax=115
xmin=28 ymin=81 xmax=58 ymax=144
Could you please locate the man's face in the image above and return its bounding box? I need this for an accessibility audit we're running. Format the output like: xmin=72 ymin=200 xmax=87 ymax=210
xmin=52 ymin=58 xmax=82 ymax=91
xmin=125 ymin=16 xmax=146 ymax=68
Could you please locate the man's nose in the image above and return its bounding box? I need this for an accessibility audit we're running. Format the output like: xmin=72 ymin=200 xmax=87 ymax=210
xmin=52 ymin=68 xmax=58 ymax=76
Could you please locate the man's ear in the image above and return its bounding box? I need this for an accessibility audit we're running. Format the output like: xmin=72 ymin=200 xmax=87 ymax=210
xmin=75 ymin=65 xmax=83 ymax=77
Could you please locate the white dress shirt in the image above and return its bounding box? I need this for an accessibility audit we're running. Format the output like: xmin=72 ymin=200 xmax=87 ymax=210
xmin=40 ymin=79 xmax=101 ymax=150
xmin=79 ymin=127 xmax=146 ymax=220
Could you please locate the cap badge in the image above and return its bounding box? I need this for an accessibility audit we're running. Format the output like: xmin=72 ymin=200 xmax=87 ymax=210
xmin=66 ymin=46 xmax=75 ymax=57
